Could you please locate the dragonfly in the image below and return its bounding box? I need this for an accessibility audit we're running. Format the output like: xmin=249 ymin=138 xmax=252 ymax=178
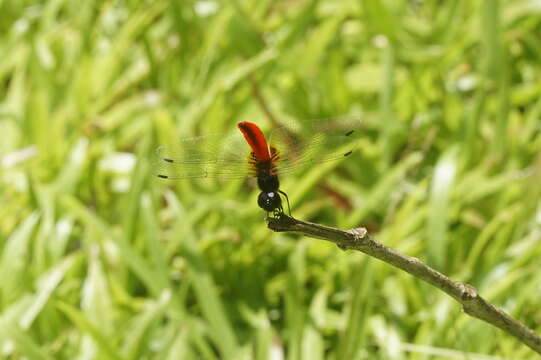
xmin=155 ymin=115 xmax=362 ymax=217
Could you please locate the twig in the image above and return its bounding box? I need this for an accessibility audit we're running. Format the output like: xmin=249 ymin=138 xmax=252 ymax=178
xmin=267 ymin=214 xmax=541 ymax=355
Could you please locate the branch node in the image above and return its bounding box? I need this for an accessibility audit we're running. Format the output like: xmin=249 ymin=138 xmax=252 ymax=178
xmin=339 ymin=227 xmax=368 ymax=250
xmin=460 ymin=283 xmax=478 ymax=301
xmin=348 ymin=227 xmax=368 ymax=238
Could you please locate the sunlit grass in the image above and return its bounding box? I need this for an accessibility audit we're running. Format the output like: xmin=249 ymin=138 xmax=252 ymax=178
xmin=1 ymin=0 xmax=540 ymax=358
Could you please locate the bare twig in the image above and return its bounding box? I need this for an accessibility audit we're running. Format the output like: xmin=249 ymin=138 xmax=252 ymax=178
xmin=267 ymin=214 xmax=541 ymax=355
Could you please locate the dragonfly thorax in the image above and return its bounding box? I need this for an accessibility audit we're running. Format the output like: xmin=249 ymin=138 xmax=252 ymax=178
xmin=257 ymin=171 xmax=279 ymax=193
xmin=255 ymin=157 xmax=283 ymax=213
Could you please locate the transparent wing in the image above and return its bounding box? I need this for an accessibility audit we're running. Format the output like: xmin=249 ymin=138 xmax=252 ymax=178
xmin=154 ymin=131 xmax=254 ymax=179
xmin=269 ymin=115 xmax=362 ymax=175
xmin=155 ymin=114 xmax=362 ymax=180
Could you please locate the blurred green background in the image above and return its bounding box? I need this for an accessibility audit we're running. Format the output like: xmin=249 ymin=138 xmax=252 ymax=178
xmin=1 ymin=0 xmax=541 ymax=359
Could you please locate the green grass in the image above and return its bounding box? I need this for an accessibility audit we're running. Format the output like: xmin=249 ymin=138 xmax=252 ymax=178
xmin=1 ymin=0 xmax=541 ymax=358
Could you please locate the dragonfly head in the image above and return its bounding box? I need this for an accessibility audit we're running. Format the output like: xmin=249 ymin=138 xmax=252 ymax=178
xmin=258 ymin=191 xmax=282 ymax=213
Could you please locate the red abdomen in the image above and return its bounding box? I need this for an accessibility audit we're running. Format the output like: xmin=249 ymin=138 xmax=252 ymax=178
xmin=237 ymin=121 xmax=271 ymax=162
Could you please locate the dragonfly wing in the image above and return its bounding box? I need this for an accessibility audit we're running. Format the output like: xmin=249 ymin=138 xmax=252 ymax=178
xmin=268 ymin=115 xmax=362 ymax=174
xmin=155 ymin=131 xmax=254 ymax=179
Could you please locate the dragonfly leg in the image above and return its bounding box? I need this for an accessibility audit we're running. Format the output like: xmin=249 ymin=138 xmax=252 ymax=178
xmin=278 ymin=190 xmax=291 ymax=216
xmin=271 ymin=205 xmax=282 ymax=219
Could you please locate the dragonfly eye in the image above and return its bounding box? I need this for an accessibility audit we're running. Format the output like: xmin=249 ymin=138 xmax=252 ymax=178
xmin=258 ymin=191 xmax=282 ymax=212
